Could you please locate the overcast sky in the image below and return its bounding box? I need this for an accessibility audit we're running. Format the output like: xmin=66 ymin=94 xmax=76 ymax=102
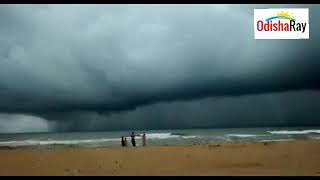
xmin=0 ymin=4 xmax=319 ymax=133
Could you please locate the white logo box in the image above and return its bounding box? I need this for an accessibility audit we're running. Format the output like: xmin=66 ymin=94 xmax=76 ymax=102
xmin=254 ymin=8 xmax=309 ymax=39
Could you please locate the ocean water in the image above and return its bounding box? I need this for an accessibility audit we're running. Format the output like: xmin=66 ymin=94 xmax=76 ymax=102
xmin=0 ymin=127 xmax=320 ymax=148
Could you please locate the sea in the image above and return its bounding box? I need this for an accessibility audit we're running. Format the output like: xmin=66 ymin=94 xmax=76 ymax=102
xmin=0 ymin=127 xmax=320 ymax=148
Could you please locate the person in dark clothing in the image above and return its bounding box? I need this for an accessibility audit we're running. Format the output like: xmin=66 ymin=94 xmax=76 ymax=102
xmin=121 ymin=136 xmax=125 ymax=147
xmin=131 ymin=132 xmax=136 ymax=147
xmin=130 ymin=131 xmax=141 ymax=147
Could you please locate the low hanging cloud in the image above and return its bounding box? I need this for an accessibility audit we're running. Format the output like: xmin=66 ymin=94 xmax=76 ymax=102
xmin=0 ymin=114 xmax=52 ymax=133
xmin=42 ymin=90 xmax=320 ymax=132
xmin=0 ymin=4 xmax=319 ymax=132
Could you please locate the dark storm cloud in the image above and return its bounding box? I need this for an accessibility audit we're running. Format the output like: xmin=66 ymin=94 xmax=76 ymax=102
xmin=0 ymin=4 xmax=319 ymax=113
xmin=0 ymin=4 xmax=319 ymax=114
xmin=0 ymin=4 xmax=319 ymax=132
xmin=41 ymin=90 xmax=320 ymax=132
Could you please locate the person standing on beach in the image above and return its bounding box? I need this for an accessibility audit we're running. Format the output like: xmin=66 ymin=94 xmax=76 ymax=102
xmin=131 ymin=132 xmax=136 ymax=147
xmin=142 ymin=133 xmax=146 ymax=146
xmin=131 ymin=132 xmax=141 ymax=147
xmin=121 ymin=136 xmax=125 ymax=147
xmin=124 ymin=137 xmax=128 ymax=147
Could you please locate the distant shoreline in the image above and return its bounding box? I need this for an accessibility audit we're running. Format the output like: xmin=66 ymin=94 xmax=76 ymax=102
xmin=0 ymin=138 xmax=316 ymax=150
xmin=1 ymin=127 xmax=320 ymax=150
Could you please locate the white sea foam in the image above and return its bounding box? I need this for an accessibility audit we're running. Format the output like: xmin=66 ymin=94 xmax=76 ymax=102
xmin=267 ymin=129 xmax=320 ymax=135
xmin=226 ymin=134 xmax=268 ymax=138
xmin=144 ymin=133 xmax=198 ymax=139
xmin=309 ymin=136 xmax=320 ymax=140
xmin=146 ymin=133 xmax=179 ymax=139
xmin=260 ymin=139 xmax=295 ymax=142
xmin=181 ymin=135 xmax=198 ymax=139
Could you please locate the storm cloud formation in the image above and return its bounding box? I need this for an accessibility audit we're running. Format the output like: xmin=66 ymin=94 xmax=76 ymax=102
xmin=41 ymin=90 xmax=320 ymax=132
xmin=0 ymin=4 xmax=319 ymax=133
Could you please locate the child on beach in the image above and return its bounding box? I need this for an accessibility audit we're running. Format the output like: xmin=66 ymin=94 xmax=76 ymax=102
xmin=124 ymin=137 xmax=128 ymax=147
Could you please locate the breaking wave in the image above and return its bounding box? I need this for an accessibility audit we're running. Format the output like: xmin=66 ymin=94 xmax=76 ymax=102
xmin=226 ymin=134 xmax=268 ymax=138
xmin=267 ymin=129 xmax=320 ymax=135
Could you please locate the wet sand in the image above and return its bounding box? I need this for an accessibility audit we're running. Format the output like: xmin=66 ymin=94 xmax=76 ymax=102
xmin=0 ymin=140 xmax=320 ymax=176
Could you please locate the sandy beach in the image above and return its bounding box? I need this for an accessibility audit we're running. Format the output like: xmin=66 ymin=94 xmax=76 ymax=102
xmin=0 ymin=140 xmax=319 ymax=176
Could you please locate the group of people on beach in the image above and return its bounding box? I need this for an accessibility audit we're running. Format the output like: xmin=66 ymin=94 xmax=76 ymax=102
xmin=121 ymin=131 xmax=146 ymax=147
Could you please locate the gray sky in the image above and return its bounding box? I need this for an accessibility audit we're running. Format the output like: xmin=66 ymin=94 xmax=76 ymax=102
xmin=0 ymin=4 xmax=319 ymax=133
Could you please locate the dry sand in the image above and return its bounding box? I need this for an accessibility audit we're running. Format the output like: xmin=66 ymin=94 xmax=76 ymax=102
xmin=0 ymin=140 xmax=320 ymax=176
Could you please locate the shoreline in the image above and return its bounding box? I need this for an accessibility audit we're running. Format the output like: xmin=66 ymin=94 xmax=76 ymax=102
xmin=0 ymin=139 xmax=319 ymax=176
xmin=0 ymin=138 xmax=305 ymax=150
